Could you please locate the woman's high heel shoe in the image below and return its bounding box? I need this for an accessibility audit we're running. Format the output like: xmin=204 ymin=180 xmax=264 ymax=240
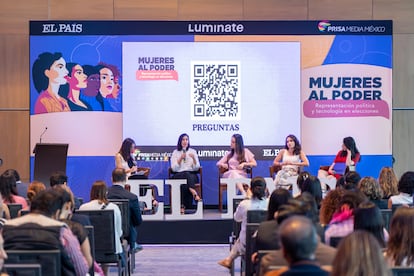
xmin=193 ymin=194 xmax=202 ymax=202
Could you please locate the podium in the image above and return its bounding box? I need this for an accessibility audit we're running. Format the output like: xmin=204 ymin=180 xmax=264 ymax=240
xmin=33 ymin=143 xmax=68 ymax=187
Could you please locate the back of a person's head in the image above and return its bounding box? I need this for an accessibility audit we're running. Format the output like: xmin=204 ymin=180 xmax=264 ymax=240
xmin=277 ymin=198 xmax=316 ymax=225
xmin=30 ymin=188 xmax=63 ymax=217
xmin=0 ymin=169 xmax=16 ymax=201
xmin=250 ymin=177 xmax=266 ymax=200
xmin=112 ymin=168 xmax=127 ymax=184
xmin=296 ymin=171 xmax=310 ymax=192
xmin=267 ymin=188 xmax=291 ymax=220
xmin=331 ymin=230 xmax=390 ymax=276
xmin=397 ymin=171 xmax=414 ymax=195
xmin=338 ymin=190 xmax=367 ymax=211
xmin=4 ymin=169 xmax=20 ymax=182
xmin=279 ymin=215 xmax=318 ymax=263
xmin=90 ymin=180 xmax=108 ymax=203
xmin=335 ymin=176 xmax=345 ymax=189
xmin=319 ymin=189 xmax=346 ymax=225
xmin=301 ymin=176 xmax=322 ymax=207
xmin=378 ymin=166 xmax=398 ymax=198
xmin=344 ymin=171 xmax=361 ymax=191
xmin=358 ymin=176 xmax=383 ymax=200
xmin=353 ymin=201 xmax=385 ymax=247
xmin=387 ymin=207 xmax=414 ymax=265
xmin=27 ymin=180 xmax=46 ymax=203
xmin=49 ymin=171 xmax=68 ymax=187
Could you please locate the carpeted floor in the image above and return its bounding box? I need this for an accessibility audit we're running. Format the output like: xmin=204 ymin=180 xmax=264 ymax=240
xmin=109 ymin=244 xmax=236 ymax=276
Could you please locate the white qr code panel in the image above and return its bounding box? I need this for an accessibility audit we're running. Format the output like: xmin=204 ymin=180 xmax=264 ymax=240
xmin=191 ymin=61 xmax=241 ymax=121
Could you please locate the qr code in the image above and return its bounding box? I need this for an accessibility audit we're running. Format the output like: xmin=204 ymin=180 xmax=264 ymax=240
xmin=191 ymin=61 xmax=240 ymax=120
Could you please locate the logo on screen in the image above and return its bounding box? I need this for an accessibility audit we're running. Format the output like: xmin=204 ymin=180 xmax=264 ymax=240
xmin=318 ymin=21 xmax=331 ymax=32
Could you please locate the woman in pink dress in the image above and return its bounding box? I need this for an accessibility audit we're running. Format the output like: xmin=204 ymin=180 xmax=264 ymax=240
xmin=217 ymin=134 xmax=257 ymax=197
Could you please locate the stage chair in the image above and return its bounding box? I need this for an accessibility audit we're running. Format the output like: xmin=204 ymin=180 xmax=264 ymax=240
xmin=218 ymin=167 xmax=252 ymax=212
xmin=76 ymin=209 xmax=126 ymax=276
xmin=6 ymin=203 xmax=22 ymax=219
xmin=5 ymin=249 xmax=61 ymax=276
xmin=3 ymin=263 xmax=42 ymax=276
xmin=269 ymin=164 xmax=282 ymax=179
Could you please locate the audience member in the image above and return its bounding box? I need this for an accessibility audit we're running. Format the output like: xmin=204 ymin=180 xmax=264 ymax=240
xmin=319 ymin=189 xmax=345 ymax=226
xmin=353 ymin=201 xmax=387 ymax=247
xmin=0 ymin=170 xmax=28 ymax=210
xmin=343 ymin=171 xmax=361 ymax=191
xmin=335 ymin=176 xmax=345 ymax=189
xmin=0 ymin=233 xmax=7 ymax=274
xmin=378 ymin=166 xmax=399 ymax=199
xmin=218 ymin=177 xmax=267 ymax=269
xmin=27 ymin=180 xmax=46 ymax=204
xmin=272 ymin=135 xmax=309 ymax=189
xmin=385 ymin=206 xmax=414 ymax=267
xmin=107 ymin=168 xmax=143 ymax=252
xmin=217 ymin=134 xmax=257 ymax=197
xmin=324 ymin=190 xmax=367 ymax=246
xmin=358 ymin=176 xmax=387 ymax=209
xmin=79 ymin=180 xmax=123 ymax=255
xmin=3 ymin=189 xmax=89 ymax=275
xmin=388 ymin=171 xmax=414 ymax=208
xmin=5 ymin=169 xmax=28 ymax=197
xmin=255 ymin=189 xmax=292 ymax=251
xmin=259 ymin=198 xmax=336 ymax=276
xmin=296 ymin=171 xmax=310 ymax=194
xmin=301 ymin=176 xmax=323 ymax=208
xmin=331 ymin=230 xmax=391 ymax=276
xmin=265 ymin=216 xmax=329 ymax=276
xmin=50 ymin=171 xmax=83 ymax=210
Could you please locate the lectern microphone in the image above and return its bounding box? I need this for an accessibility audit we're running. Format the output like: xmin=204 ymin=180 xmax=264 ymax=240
xmin=39 ymin=127 xmax=48 ymax=143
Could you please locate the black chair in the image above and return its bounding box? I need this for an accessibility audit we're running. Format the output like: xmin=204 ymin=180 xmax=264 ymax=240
xmin=108 ymin=199 xmax=134 ymax=273
xmin=381 ymin=208 xmax=392 ymax=232
xmin=329 ymin=236 xmax=343 ymax=248
xmin=3 ymin=263 xmax=42 ymax=276
xmin=391 ymin=267 xmax=414 ymax=276
xmin=7 ymin=203 xmax=22 ymax=219
xmin=85 ymin=225 xmax=95 ymax=276
xmin=392 ymin=204 xmax=413 ymax=215
xmin=5 ymin=249 xmax=61 ymax=276
xmin=244 ymin=210 xmax=268 ymax=276
xmin=76 ymin=209 xmax=126 ymax=276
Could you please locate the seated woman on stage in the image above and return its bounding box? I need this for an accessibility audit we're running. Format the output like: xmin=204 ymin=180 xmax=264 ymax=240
xmin=170 ymin=133 xmax=202 ymax=210
xmin=217 ymin=134 xmax=257 ymax=197
xmin=273 ymin=134 xmax=309 ymax=188
xmin=115 ymin=138 xmax=149 ymax=178
xmin=317 ymin=136 xmax=360 ymax=180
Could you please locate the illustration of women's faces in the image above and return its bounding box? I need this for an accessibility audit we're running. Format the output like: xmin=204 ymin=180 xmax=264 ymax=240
xmin=99 ymin=67 xmax=114 ymax=97
xmin=83 ymin=73 xmax=100 ymax=97
xmin=69 ymin=65 xmax=87 ymax=90
xmin=111 ymin=75 xmax=121 ymax=99
xmin=45 ymin=57 xmax=68 ymax=86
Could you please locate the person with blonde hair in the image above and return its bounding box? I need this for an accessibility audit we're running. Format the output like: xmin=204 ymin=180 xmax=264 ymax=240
xmin=358 ymin=176 xmax=387 ymax=209
xmin=331 ymin=230 xmax=391 ymax=276
xmin=378 ymin=166 xmax=399 ymax=199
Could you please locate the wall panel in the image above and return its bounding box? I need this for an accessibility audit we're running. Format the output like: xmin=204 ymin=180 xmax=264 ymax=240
xmin=393 ymin=34 xmax=414 ymax=108
xmin=309 ymin=0 xmax=373 ymax=20
xmin=0 ymin=35 xmax=29 ymax=108
xmin=0 ymin=111 xmax=30 ymax=182
xmin=392 ymin=110 xmax=414 ymax=178
xmin=0 ymin=0 xmax=48 ymax=35
xmin=244 ymin=0 xmax=308 ymax=20
xmin=115 ymin=0 xmax=178 ymax=20
xmin=49 ymin=0 xmax=114 ymax=19
xmin=374 ymin=0 xmax=414 ymax=34
xmin=178 ymin=0 xmax=243 ymax=20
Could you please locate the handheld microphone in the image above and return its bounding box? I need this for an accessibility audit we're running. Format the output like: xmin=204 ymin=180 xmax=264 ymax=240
xmin=182 ymin=149 xmax=186 ymax=162
xmin=40 ymin=127 xmax=48 ymax=143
